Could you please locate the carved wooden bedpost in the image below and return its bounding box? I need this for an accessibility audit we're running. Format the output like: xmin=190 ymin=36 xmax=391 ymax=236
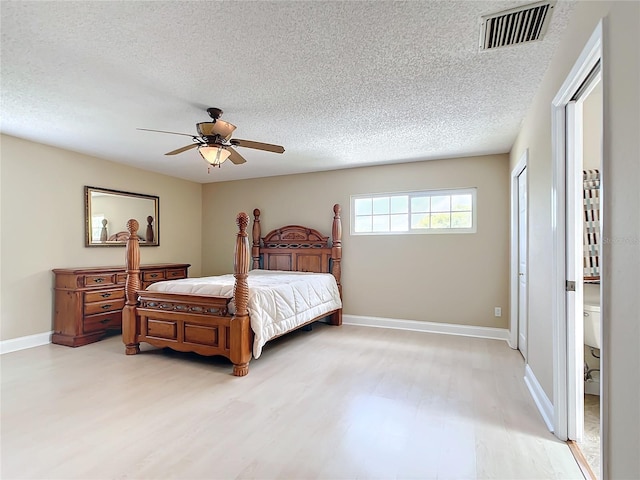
xmin=146 ymin=216 xmax=154 ymax=243
xmin=252 ymin=208 xmax=261 ymax=270
xmin=231 ymin=212 xmax=252 ymax=376
xmin=123 ymin=219 xmax=141 ymax=354
xmin=100 ymin=219 xmax=108 ymax=242
xmin=330 ymin=203 xmax=343 ymax=326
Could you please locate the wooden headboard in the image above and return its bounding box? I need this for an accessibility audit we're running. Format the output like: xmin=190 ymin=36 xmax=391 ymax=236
xmin=251 ymin=204 xmax=342 ymax=293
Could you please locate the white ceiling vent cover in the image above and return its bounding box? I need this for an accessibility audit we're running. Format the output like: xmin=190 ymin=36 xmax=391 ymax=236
xmin=480 ymin=1 xmax=556 ymax=50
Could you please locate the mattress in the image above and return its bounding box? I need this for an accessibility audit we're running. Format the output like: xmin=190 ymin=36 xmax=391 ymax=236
xmin=145 ymin=269 xmax=342 ymax=358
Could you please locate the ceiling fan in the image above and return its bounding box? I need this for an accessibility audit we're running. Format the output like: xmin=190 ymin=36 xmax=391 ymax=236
xmin=138 ymin=107 xmax=285 ymax=170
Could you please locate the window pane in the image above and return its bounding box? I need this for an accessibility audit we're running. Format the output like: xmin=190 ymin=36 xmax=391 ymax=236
xmin=372 ymin=197 xmax=389 ymax=215
xmin=372 ymin=215 xmax=389 ymax=232
xmin=354 ymin=198 xmax=372 ymax=215
xmin=431 ymin=212 xmax=451 ymax=228
xmin=390 ymin=214 xmax=408 ymax=231
xmin=355 ymin=216 xmax=372 ymax=232
xmin=411 ymin=196 xmax=430 ymax=212
xmin=390 ymin=196 xmax=408 ymax=214
xmin=451 ymin=212 xmax=472 ymax=228
xmin=431 ymin=195 xmax=450 ymax=212
xmin=451 ymin=194 xmax=472 ymax=211
xmin=411 ymin=213 xmax=430 ymax=229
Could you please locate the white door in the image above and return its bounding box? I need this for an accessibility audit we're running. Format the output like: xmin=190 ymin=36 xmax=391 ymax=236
xmin=565 ymin=99 xmax=585 ymax=441
xmin=517 ymin=167 xmax=528 ymax=360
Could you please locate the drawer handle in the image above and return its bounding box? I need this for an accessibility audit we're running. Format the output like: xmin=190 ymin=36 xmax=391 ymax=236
xmin=101 ymin=292 xmax=112 ymax=298
xmin=150 ymin=273 xmax=158 ymax=278
xmin=93 ymin=278 xmax=105 ymax=283
xmin=100 ymin=318 xmax=112 ymax=324
xmin=101 ymin=304 xmax=112 ymax=310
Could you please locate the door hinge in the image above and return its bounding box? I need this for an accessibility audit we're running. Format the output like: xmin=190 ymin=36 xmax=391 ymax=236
xmin=566 ymin=280 xmax=576 ymax=292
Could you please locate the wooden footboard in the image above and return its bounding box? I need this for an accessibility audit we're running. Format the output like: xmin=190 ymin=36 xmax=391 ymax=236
xmin=122 ymin=213 xmax=252 ymax=376
xmin=122 ymin=205 xmax=342 ymax=376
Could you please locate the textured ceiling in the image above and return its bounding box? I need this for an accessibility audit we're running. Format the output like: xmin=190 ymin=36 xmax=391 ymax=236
xmin=1 ymin=1 xmax=574 ymax=184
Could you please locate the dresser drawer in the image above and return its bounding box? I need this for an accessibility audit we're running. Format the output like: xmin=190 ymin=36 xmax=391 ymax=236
xmin=143 ymin=270 xmax=165 ymax=282
xmin=84 ymin=311 xmax=122 ymax=333
xmin=84 ymin=274 xmax=116 ymax=287
xmin=84 ymin=298 xmax=125 ymax=315
xmin=116 ymin=273 xmax=127 ymax=284
xmin=85 ymin=289 xmax=124 ymax=303
xmin=166 ymin=269 xmax=187 ymax=280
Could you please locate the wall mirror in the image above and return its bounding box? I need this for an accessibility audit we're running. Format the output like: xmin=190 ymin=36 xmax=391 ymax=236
xmin=85 ymin=186 xmax=159 ymax=247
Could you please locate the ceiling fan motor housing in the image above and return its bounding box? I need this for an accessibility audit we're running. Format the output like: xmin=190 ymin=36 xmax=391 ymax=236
xmin=207 ymin=108 xmax=223 ymax=120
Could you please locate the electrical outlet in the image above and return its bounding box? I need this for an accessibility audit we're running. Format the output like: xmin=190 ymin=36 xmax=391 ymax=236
xmin=494 ymin=307 xmax=502 ymax=317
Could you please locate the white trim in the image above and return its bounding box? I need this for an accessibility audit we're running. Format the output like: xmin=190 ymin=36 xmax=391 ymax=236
xmin=551 ymin=83 xmax=569 ymax=442
xmin=343 ymin=314 xmax=509 ymax=342
xmin=509 ymin=150 xmax=528 ymax=350
xmin=524 ymin=364 xmax=554 ymax=432
xmin=0 ymin=331 xmax=53 ymax=354
xmin=551 ymin=20 xmax=602 ymax=442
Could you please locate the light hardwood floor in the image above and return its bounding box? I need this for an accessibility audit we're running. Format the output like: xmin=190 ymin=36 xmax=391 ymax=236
xmin=1 ymin=324 xmax=583 ymax=480
xmin=582 ymin=394 xmax=601 ymax=477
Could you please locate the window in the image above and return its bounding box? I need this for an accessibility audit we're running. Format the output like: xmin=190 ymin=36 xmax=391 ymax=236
xmin=351 ymin=188 xmax=477 ymax=235
xmin=91 ymin=213 xmax=105 ymax=240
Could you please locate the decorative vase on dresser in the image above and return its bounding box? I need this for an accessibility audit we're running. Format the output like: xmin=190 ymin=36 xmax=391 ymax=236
xmin=52 ymin=263 xmax=190 ymax=346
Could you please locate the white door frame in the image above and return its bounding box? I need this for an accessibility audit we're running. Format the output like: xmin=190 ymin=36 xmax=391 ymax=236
xmin=551 ymin=21 xmax=602 ymax=442
xmin=509 ymin=150 xmax=528 ymax=351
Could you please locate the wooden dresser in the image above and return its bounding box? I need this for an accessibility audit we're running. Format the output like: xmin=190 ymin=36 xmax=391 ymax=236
xmin=52 ymin=263 xmax=190 ymax=347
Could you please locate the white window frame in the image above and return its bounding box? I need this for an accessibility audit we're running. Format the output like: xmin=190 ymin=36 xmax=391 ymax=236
xmin=350 ymin=188 xmax=477 ymax=235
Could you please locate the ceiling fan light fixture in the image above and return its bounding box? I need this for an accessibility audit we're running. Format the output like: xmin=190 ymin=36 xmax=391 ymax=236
xmin=212 ymin=120 xmax=236 ymax=139
xmin=196 ymin=121 xmax=236 ymax=139
xmin=199 ymin=145 xmax=231 ymax=166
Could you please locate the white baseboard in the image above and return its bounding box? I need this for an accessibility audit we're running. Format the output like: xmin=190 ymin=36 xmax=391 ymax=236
xmin=0 ymin=331 xmax=52 ymax=354
xmin=524 ymin=364 xmax=554 ymax=432
xmin=342 ymin=314 xmax=510 ymax=342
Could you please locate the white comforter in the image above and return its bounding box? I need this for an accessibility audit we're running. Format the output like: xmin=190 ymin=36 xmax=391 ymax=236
xmin=145 ymin=269 xmax=342 ymax=358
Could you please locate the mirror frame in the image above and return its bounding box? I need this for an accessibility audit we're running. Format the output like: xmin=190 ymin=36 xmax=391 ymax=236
xmin=85 ymin=186 xmax=160 ymax=247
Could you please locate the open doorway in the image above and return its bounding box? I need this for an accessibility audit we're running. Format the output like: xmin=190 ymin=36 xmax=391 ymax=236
xmin=551 ymin=21 xmax=603 ymax=480
xmin=578 ymin=73 xmax=602 ymax=477
xmin=510 ymin=150 xmax=528 ymax=360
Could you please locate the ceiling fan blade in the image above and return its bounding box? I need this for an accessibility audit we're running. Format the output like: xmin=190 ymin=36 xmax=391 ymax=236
xmin=137 ymin=128 xmax=196 ymax=138
xmin=165 ymin=143 xmax=200 ymax=155
xmin=227 ymin=147 xmax=247 ymax=165
xmin=230 ymin=139 xmax=285 ymax=154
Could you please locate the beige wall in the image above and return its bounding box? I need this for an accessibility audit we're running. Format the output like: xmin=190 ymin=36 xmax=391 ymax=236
xmin=510 ymin=1 xmax=639 ymax=477
xmin=0 ymin=134 xmax=203 ymax=341
xmin=202 ymin=154 xmax=510 ymax=329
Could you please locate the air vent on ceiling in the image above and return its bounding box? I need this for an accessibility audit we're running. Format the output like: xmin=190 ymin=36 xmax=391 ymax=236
xmin=480 ymin=1 xmax=555 ymax=50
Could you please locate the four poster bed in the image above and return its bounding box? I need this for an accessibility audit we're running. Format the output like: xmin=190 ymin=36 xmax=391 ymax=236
xmin=122 ymin=204 xmax=342 ymax=376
